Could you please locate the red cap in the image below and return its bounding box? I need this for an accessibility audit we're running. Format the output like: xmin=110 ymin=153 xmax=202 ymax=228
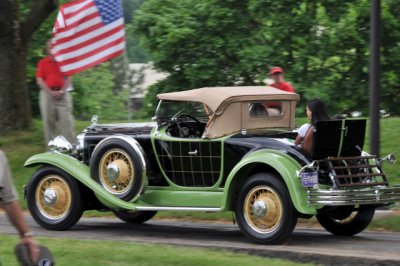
xmin=269 ymin=67 xmax=284 ymax=75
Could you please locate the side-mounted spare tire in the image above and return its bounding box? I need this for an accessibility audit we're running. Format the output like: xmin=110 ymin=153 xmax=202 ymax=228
xmin=90 ymin=136 xmax=147 ymax=202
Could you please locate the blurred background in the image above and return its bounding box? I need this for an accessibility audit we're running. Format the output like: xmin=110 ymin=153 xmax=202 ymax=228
xmin=22 ymin=0 xmax=399 ymax=121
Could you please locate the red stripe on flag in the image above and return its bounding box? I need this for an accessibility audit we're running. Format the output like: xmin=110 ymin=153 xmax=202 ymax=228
xmin=54 ymin=25 xmax=124 ymax=56
xmin=53 ymin=12 xmax=100 ymax=36
xmin=60 ymin=50 xmax=124 ymax=76
xmin=57 ymin=37 xmax=125 ymax=67
xmin=53 ymin=21 xmax=104 ymax=47
xmin=63 ymin=1 xmax=95 ymax=19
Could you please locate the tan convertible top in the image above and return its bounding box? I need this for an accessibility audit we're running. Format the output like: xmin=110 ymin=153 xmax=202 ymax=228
xmin=157 ymin=86 xmax=300 ymax=138
xmin=157 ymin=86 xmax=299 ymax=113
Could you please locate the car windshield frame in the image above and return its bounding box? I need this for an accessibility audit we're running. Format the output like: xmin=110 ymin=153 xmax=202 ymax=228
xmin=155 ymin=100 xmax=212 ymax=125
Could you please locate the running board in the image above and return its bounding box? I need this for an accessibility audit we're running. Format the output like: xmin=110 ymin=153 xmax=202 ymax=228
xmin=135 ymin=206 xmax=222 ymax=212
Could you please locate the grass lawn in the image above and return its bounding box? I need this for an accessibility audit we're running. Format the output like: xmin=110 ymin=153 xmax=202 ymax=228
xmin=0 ymin=234 xmax=312 ymax=266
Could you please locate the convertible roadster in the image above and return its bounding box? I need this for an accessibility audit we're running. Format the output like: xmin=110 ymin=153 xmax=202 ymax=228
xmin=24 ymin=86 xmax=400 ymax=244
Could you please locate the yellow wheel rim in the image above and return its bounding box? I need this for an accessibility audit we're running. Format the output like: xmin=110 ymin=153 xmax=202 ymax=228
xmin=99 ymin=149 xmax=135 ymax=195
xmin=36 ymin=175 xmax=72 ymax=220
xmin=243 ymin=185 xmax=283 ymax=234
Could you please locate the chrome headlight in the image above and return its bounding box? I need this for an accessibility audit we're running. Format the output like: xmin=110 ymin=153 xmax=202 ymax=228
xmin=48 ymin=136 xmax=73 ymax=154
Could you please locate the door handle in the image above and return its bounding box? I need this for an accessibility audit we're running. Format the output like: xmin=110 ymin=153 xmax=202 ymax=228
xmin=188 ymin=150 xmax=198 ymax=156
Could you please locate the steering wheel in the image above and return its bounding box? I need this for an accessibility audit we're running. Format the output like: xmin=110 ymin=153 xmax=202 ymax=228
xmin=177 ymin=113 xmax=202 ymax=124
xmin=173 ymin=113 xmax=202 ymax=138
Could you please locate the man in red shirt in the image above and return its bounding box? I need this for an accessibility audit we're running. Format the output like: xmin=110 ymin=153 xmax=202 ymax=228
xmin=268 ymin=67 xmax=295 ymax=92
xmin=37 ymin=40 xmax=75 ymax=145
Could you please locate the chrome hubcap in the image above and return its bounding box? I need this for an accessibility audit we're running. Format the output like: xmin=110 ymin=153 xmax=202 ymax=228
xmin=106 ymin=163 xmax=120 ymax=182
xmin=43 ymin=189 xmax=57 ymax=206
xmin=252 ymin=200 xmax=268 ymax=219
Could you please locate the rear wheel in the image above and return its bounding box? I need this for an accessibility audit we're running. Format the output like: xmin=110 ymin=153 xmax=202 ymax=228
xmin=235 ymin=173 xmax=297 ymax=244
xmin=26 ymin=166 xmax=83 ymax=230
xmin=113 ymin=210 xmax=158 ymax=224
xmin=316 ymin=205 xmax=375 ymax=236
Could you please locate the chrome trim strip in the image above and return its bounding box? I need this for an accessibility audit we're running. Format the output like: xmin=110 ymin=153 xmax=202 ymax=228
xmin=136 ymin=206 xmax=222 ymax=212
xmin=307 ymin=186 xmax=400 ymax=206
xmin=76 ymin=132 xmax=86 ymax=159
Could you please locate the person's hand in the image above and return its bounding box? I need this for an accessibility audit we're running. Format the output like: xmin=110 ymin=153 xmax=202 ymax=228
xmin=50 ymin=90 xmax=65 ymax=100
xmin=20 ymin=235 xmax=40 ymax=263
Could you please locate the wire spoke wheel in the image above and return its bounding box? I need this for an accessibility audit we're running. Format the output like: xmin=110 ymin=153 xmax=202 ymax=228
xmin=90 ymin=137 xmax=146 ymax=201
xmin=99 ymin=149 xmax=135 ymax=195
xmin=244 ymin=186 xmax=283 ymax=234
xmin=235 ymin=173 xmax=297 ymax=244
xmin=27 ymin=166 xmax=83 ymax=231
xmin=36 ymin=175 xmax=72 ymax=220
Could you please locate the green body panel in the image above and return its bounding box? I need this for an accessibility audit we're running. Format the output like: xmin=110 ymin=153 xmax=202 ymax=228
xmin=24 ymin=150 xmax=316 ymax=214
xmin=138 ymin=187 xmax=223 ymax=207
xmin=24 ymin=153 xmax=224 ymax=209
xmin=24 ymin=153 xmax=135 ymax=209
xmin=222 ymin=149 xmax=317 ymax=214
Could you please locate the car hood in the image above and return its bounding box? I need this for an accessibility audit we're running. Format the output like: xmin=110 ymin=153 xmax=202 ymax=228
xmin=85 ymin=122 xmax=156 ymax=135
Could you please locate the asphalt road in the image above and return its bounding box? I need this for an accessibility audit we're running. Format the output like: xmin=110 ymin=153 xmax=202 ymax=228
xmin=1 ymin=214 xmax=400 ymax=265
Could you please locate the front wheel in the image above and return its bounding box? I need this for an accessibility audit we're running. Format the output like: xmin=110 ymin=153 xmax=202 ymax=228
xmin=26 ymin=166 xmax=83 ymax=230
xmin=316 ymin=205 xmax=375 ymax=236
xmin=235 ymin=173 xmax=297 ymax=244
xmin=113 ymin=210 xmax=157 ymax=224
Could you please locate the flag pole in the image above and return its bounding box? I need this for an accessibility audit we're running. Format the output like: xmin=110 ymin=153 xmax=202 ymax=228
xmin=123 ymin=46 xmax=132 ymax=121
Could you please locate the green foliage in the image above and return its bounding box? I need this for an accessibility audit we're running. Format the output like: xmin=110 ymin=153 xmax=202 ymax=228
xmin=124 ymin=0 xmax=149 ymax=62
xmin=135 ymin=0 xmax=271 ymax=115
xmin=72 ymin=63 xmax=129 ymax=120
xmin=21 ymin=0 xmax=400 ymax=120
xmin=370 ymin=214 xmax=400 ymax=232
xmin=134 ymin=0 xmax=400 ymax=116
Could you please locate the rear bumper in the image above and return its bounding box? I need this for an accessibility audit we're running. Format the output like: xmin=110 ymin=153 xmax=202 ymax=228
xmin=307 ymin=186 xmax=400 ymax=206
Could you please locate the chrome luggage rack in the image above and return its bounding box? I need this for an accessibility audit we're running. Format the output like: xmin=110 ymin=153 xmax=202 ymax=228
xmin=307 ymin=155 xmax=400 ymax=206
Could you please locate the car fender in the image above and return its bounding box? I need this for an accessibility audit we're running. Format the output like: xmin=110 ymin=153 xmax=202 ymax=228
xmin=222 ymin=149 xmax=316 ymax=214
xmin=24 ymin=152 xmax=135 ymax=210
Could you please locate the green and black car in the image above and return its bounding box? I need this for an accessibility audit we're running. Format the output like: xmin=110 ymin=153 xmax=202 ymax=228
xmin=24 ymin=86 xmax=400 ymax=244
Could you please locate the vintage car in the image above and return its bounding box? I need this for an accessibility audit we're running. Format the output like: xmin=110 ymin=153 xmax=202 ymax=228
xmin=24 ymin=86 xmax=400 ymax=244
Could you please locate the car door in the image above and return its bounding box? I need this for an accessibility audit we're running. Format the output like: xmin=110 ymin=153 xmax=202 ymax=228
xmin=153 ymin=135 xmax=222 ymax=187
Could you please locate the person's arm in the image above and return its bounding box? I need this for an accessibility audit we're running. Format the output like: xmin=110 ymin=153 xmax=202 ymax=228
xmin=62 ymin=76 xmax=72 ymax=91
xmin=294 ymin=134 xmax=303 ymax=145
xmin=295 ymin=124 xmax=309 ymax=145
xmin=3 ymin=201 xmax=39 ymax=263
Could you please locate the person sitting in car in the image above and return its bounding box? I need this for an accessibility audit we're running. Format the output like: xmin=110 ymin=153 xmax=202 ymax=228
xmin=295 ymin=99 xmax=330 ymax=153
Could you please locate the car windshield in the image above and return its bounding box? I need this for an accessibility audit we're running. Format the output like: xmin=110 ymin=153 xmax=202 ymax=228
xmin=155 ymin=100 xmax=212 ymax=123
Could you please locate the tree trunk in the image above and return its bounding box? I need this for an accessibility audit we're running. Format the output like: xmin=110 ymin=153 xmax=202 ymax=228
xmin=0 ymin=0 xmax=57 ymax=134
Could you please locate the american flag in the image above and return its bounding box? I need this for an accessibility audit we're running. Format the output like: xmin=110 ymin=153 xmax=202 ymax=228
xmin=52 ymin=0 xmax=125 ymax=75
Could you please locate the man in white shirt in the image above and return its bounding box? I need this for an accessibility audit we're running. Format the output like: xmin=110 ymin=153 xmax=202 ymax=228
xmin=0 ymin=150 xmax=39 ymax=263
